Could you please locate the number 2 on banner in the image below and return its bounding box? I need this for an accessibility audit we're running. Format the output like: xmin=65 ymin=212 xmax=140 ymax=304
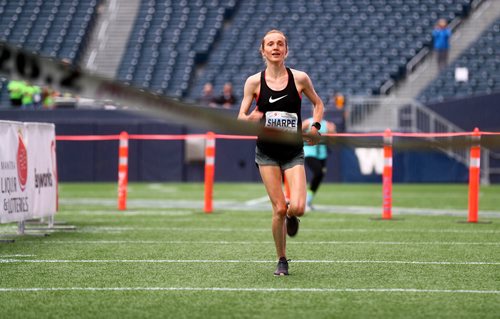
xmin=0 ymin=42 xmax=82 ymax=92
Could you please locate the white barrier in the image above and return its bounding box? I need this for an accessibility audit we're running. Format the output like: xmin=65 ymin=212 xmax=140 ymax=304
xmin=0 ymin=120 xmax=57 ymax=225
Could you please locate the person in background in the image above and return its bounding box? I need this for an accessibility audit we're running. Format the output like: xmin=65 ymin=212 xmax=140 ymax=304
xmin=7 ymin=80 xmax=24 ymax=109
xmin=215 ymin=82 xmax=237 ymax=108
xmin=32 ymin=85 xmax=42 ymax=109
xmin=21 ymin=82 xmax=36 ymax=110
xmin=199 ymin=82 xmax=217 ymax=107
xmin=332 ymin=92 xmax=346 ymax=133
xmin=238 ymin=29 xmax=324 ymax=276
xmin=302 ymin=115 xmax=336 ymax=211
xmin=42 ymin=86 xmax=56 ymax=109
xmin=432 ymin=18 xmax=452 ymax=71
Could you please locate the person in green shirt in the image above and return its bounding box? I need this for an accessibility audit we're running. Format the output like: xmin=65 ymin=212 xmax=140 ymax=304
xmin=7 ymin=80 xmax=24 ymax=108
xmin=21 ymin=83 xmax=36 ymax=109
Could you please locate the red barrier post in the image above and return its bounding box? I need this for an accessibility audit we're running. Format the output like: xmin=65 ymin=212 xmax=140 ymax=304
xmin=118 ymin=131 xmax=129 ymax=211
xmin=204 ymin=132 xmax=216 ymax=213
xmin=468 ymin=128 xmax=481 ymax=223
xmin=382 ymin=128 xmax=393 ymax=220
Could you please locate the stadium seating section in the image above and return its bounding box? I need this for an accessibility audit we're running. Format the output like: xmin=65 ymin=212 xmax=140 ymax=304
xmin=116 ymin=0 xmax=238 ymax=98
xmin=0 ymin=0 xmax=100 ymax=63
xmin=115 ymin=0 xmax=474 ymax=105
xmin=2 ymin=0 xmax=498 ymax=109
xmin=418 ymin=17 xmax=500 ymax=103
xmin=0 ymin=0 xmax=101 ymax=105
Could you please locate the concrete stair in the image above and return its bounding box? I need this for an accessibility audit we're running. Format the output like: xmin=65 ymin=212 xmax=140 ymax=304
xmin=81 ymin=0 xmax=141 ymax=79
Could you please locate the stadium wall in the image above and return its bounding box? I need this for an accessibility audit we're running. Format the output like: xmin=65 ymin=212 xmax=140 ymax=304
xmin=426 ymin=91 xmax=500 ymax=132
xmin=0 ymin=109 xmax=468 ymax=183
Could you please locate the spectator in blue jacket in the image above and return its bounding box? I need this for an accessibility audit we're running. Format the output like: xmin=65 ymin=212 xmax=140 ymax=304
xmin=432 ymin=19 xmax=452 ymax=71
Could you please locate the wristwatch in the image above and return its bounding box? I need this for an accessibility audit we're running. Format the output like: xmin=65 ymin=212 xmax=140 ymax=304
xmin=312 ymin=122 xmax=322 ymax=130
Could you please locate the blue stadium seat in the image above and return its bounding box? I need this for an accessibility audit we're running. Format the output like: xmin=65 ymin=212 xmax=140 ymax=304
xmin=116 ymin=0 xmax=238 ymax=98
xmin=0 ymin=0 xmax=482 ymax=108
xmin=0 ymin=0 xmax=101 ymax=108
xmin=186 ymin=0 xmax=473 ymax=102
xmin=0 ymin=0 xmax=100 ymax=64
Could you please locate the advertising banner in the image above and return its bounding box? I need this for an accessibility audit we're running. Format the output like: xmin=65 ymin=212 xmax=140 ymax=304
xmin=0 ymin=120 xmax=57 ymax=224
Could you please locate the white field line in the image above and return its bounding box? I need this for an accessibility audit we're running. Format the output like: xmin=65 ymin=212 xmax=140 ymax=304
xmin=0 ymin=254 xmax=36 ymax=257
xmin=58 ymin=226 xmax=500 ymax=234
xmin=244 ymin=196 xmax=270 ymax=206
xmin=62 ymin=210 xmax=196 ymax=216
xmin=4 ymin=226 xmax=500 ymax=236
xmin=0 ymin=287 xmax=498 ymax=294
xmin=4 ymin=226 xmax=499 ymax=237
xmin=1 ymin=259 xmax=499 ymax=265
xmin=59 ymin=198 xmax=500 ymax=217
xmin=145 ymin=184 xmax=179 ymax=193
xmin=19 ymin=240 xmax=500 ymax=246
xmin=2 ymin=226 xmax=500 ymax=235
xmin=2 ymin=224 xmax=500 ymax=234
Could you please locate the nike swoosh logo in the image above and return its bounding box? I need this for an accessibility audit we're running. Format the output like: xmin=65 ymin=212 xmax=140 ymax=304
xmin=269 ymin=95 xmax=287 ymax=103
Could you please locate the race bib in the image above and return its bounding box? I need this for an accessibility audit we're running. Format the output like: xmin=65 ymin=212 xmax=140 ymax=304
xmin=265 ymin=111 xmax=298 ymax=132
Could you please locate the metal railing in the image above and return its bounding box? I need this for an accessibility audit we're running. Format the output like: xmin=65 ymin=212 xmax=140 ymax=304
xmin=345 ymin=96 xmax=496 ymax=184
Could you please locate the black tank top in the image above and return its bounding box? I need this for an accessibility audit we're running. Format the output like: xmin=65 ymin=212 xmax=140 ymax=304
xmin=256 ymin=67 xmax=302 ymax=161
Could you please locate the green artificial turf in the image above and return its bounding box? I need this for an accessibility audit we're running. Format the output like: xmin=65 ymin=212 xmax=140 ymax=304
xmin=0 ymin=183 xmax=499 ymax=318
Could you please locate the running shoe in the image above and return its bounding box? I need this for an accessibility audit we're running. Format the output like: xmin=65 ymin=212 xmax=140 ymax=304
xmin=286 ymin=215 xmax=299 ymax=237
xmin=274 ymin=257 xmax=289 ymax=276
xmin=306 ymin=191 xmax=315 ymax=211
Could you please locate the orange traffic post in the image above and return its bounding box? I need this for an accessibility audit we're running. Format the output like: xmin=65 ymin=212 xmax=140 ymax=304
xmin=118 ymin=131 xmax=129 ymax=211
xmin=382 ymin=128 xmax=393 ymax=220
xmin=204 ymin=132 xmax=216 ymax=213
xmin=468 ymin=128 xmax=481 ymax=223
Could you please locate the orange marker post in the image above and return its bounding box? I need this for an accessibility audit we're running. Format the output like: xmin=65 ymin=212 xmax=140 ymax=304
xmin=468 ymin=128 xmax=481 ymax=223
xmin=204 ymin=132 xmax=216 ymax=213
xmin=118 ymin=131 xmax=129 ymax=211
xmin=382 ymin=128 xmax=393 ymax=220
